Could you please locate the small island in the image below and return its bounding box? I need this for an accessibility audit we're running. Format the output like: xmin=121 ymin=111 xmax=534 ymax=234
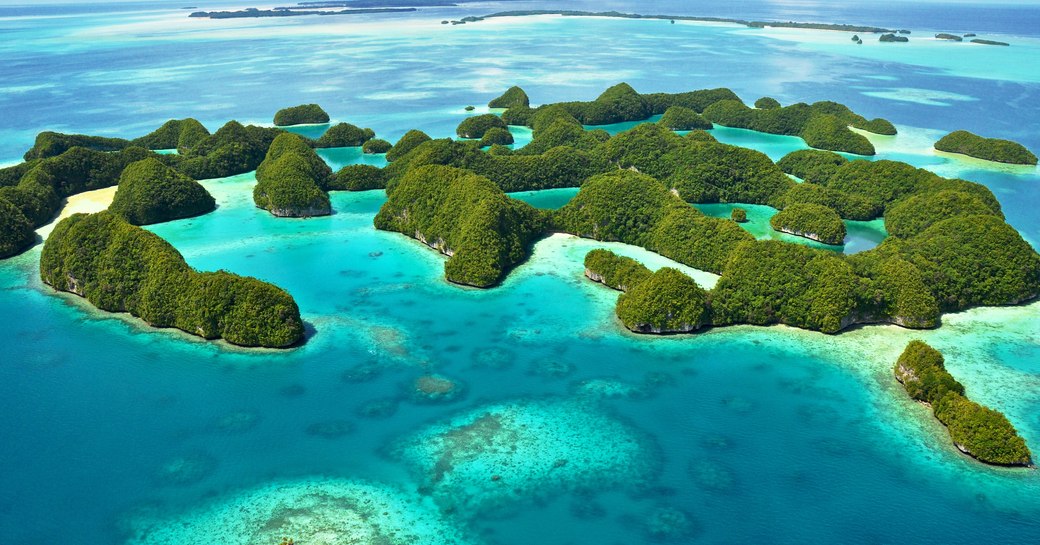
xmin=108 ymin=157 xmax=216 ymax=225
xmin=488 ymin=86 xmax=530 ymax=109
xmin=934 ymin=130 xmax=1037 ymax=165
xmin=894 ymin=341 xmax=1032 ymax=467
xmin=313 ymin=122 xmax=375 ymax=148
xmin=132 ymin=118 xmax=210 ymax=152
xmin=935 ymin=33 xmax=963 ymax=42
xmin=971 ymin=38 xmax=1010 ymax=46
xmin=362 ymin=138 xmax=392 ymax=154
xmin=769 ymin=202 xmax=846 ymax=245
xmin=658 ymin=106 xmax=712 ymax=131
xmin=456 ymin=114 xmax=508 ymax=139
xmin=879 ymin=33 xmax=909 ymax=43
xmin=40 ymin=211 xmax=305 ymax=348
xmin=253 ymin=133 xmax=332 ymax=217
xmin=274 ymin=104 xmax=330 ymax=126
xmin=385 ymin=129 xmax=432 ymax=162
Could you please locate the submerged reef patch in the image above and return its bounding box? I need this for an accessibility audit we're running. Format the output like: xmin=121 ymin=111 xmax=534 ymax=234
xmin=124 ymin=478 xmax=478 ymax=545
xmin=394 ymin=399 xmax=660 ymax=513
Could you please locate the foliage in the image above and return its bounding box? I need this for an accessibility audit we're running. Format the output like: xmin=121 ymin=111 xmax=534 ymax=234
xmin=177 ymin=121 xmax=282 ymax=180
xmin=374 ymin=165 xmax=547 ymax=287
xmin=273 ymin=104 xmax=330 ymax=126
xmin=479 ymin=127 xmax=515 ymax=147
xmin=253 ymin=133 xmax=331 ymax=217
xmin=329 ymin=164 xmax=386 ymax=191
xmin=776 ymin=149 xmax=848 ymax=184
xmin=0 ymin=198 xmax=35 ymax=259
xmin=934 ymin=130 xmax=1037 ymax=165
xmin=884 ymin=190 xmax=1001 ymax=238
xmin=894 ymin=341 xmax=1031 ymax=466
xmin=710 ymin=240 xmax=859 ymax=333
xmin=23 ymin=131 xmax=131 ymax=160
xmin=769 ymin=202 xmax=847 ymax=245
xmin=657 ymin=106 xmax=712 ymax=131
xmin=801 ymin=114 xmax=875 ymax=156
xmin=488 ymin=86 xmax=530 ymax=109
xmin=893 ymin=340 xmax=963 ymax=402
xmin=457 ymin=114 xmax=508 ymax=139
xmin=778 ymin=182 xmax=881 ymax=220
xmin=754 ymin=97 xmax=781 ymax=109
xmin=905 ymin=214 xmax=1040 ymax=310
xmin=385 ymin=129 xmax=431 ymax=162
xmin=582 ymin=248 xmax=651 ymax=292
xmin=362 ymin=138 xmax=392 ymax=154
xmin=131 ymin=119 xmax=210 ymax=151
xmin=616 ymin=267 xmax=710 ymax=333
xmin=935 ymin=392 xmax=1032 ymax=466
xmin=314 ymin=123 xmax=375 ymax=148
xmin=731 ymin=207 xmax=747 ymax=222
xmin=40 ymin=211 xmax=304 ymax=347
xmin=658 ymin=140 xmax=795 ymax=205
xmin=847 ymin=248 xmax=940 ymax=328
xmin=109 ymin=158 xmax=216 ymax=225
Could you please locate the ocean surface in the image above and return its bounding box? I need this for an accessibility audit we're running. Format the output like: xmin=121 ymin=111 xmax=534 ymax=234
xmin=2 ymin=1 xmax=1040 ymax=543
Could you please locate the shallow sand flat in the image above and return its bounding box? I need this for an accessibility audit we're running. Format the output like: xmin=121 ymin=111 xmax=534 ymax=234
xmin=35 ymin=185 xmax=116 ymax=239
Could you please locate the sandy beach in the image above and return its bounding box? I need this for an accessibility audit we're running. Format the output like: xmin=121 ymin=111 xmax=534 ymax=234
xmin=35 ymin=185 xmax=117 ymax=239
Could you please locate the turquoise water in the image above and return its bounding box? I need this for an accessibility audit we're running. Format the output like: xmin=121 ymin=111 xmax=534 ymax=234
xmin=695 ymin=203 xmax=889 ymax=253
xmin=3 ymin=2 xmax=1040 ymax=544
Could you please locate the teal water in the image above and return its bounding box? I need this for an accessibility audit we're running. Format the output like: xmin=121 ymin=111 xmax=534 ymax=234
xmin=3 ymin=3 xmax=1040 ymax=544
xmin=695 ymin=203 xmax=889 ymax=253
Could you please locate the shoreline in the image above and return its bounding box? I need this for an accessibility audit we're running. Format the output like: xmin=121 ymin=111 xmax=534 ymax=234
xmin=34 ymin=185 xmax=117 ymax=239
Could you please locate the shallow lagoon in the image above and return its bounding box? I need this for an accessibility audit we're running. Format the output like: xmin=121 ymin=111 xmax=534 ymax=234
xmin=2 ymin=2 xmax=1040 ymax=544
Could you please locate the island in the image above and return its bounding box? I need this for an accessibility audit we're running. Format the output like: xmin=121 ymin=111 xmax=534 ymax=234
xmin=971 ymin=38 xmax=1010 ymax=46
xmin=274 ymin=104 xmax=330 ymax=126
xmin=40 ymin=211 xmax=305 ymax=348
xmin=933 ymin=130 xmax=1037 ymax=165
xmin=894 ymin=341 xmax=1032 ymax=466
xmin=456 ymin=114 xmax=508 ymax=139
xmin=879 ymin=33 xmax=909 ymax=43
xmin=479 ymin=127 xmax=514 ymax=147
xmin=385 ymin=130 xmax=432 ymax=162
xmin=253 ymin=133 xmax=332 ymax=217
xmin=108 ymin=157 xmax=216 ymax=225
xmin=362 ymin=138 xmax=392 ymax=154
xmin=174 ymin=120 xmax=283 ymax=180
xmin=658 ymin=106 xmax=712 ymax=131
xmin=731 ymin=207 xmax=748 ymax=222
xmin=373 ymin=165 xmax=546 ymax=287
xmin=935 ymin=33 xmax=963 ymax=41
xmin=754 ymin=97 xmax=781 ymax=109
xmin=0 ymin=198 xmax=35 ymax=259
xmin=769 ymin=202 xmax=846 ymax=245
xmin=313 ymin=122 xmax=375 ymax=148
xmin=132 ymin=118 xmax=210 ymax=152
xmin=488 ymin=86 xmax=530 ymax=109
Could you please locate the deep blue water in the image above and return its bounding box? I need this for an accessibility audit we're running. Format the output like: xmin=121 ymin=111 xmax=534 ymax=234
xmin=2 ymin=1 xmax=1040 ymax=544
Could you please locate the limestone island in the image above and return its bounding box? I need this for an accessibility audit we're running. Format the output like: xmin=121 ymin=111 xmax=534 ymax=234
xmin=313 ymin=122 xmax=375 ymax=148
xmin=879 ymin=33 xmax=909 ymax=43
xmin=253 ymin=133 xmax=333 ymax=217
xmin=769 ymin=202 xmax=846 ymax=245
xmin=109 ymin=157 xmax=216 ymax=225
xmin=189 ymin=7 xmax=416 ymax=19
xmin=935 ymin=33 xmax=963 ymax=42
xmin=895 ymin=341 xmax=1032 ymax=467
xmin=934 ymin=130 xmax=1037 ymax=165
xmin=274 ymin=104 xmax=330 ymax=126
xmin=40 ymin=211 xmax=305 ymax=348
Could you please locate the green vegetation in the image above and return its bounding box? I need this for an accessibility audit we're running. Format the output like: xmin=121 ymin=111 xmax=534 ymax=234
xmin=253 ymin=133 xmax=331 ymax=217
xmin=374 ymin=165 xmax=547 ymax=287
xmin=755 ymin=97 xmax=781 ymax=109
xmin=895 ymin=341 xmax=1031 ymax=466
xmin=776 ymin=149 xmax=848 ymax=184
xmin=934 ymin=130 xmax=1037 ymax=165
xmin=778 ymin=182 xmax=881 ymax=220
xmin=848 ymin=250 xmax=941 ymax=328
xmin=385 ymin=129 xmax=431 ymax=162
xmin=109 ymin=158 xmax=216 ymax=225
xmin=880 ymin=33 xmax=909 ymax=42
xmin=617 ymin=268 xmax=710 ymax=333
xmin=175 ymin=121 xmax=282 ymax=180
xmin=40 ymin=211 xmax=304 ymax=348
xmin=329 ymin=164 xmax=386 ymax=191
xmin=970 ymin=39 xmax=1009 ymax=46
xmin=884 ymin=190 xmax=1001 ymax=238
xmin=711 ymin=240 xmax=859 ymax=333
xmin=273 ymin=104 xmax=330 ymax=126
xmin=702 ymin=99 xmax=890 ymax=155
xmin=583 ymin=249 xmax=651 ymax=292
xmin=362 ymin=138 xmax=392 ymax=154
xmin=554 ymin=170 xmax=754 ymax=274
xmin=457 ymin=114 xmax=508 ymax=139
xmin=313 ymin=123 xmax=375 ymax=148
xmin=23 ymin=131 xmax=131 ymax=160
xmin=658 ymin=106 xmax=712 ymax=131
xmin=488 ymin=86 xmax=530 ymax=109
xmin=479 ymin=127 xmax=515 ymax=147
xmin=0 ymin=198 xmax=35 ymax=258
xmin=769 ymin=203 xmax=846 ymax=245
xmin=731 ymin=207 xmax=747 ymax=223
xmin=132 ymin=119 xmax=210 ymax=151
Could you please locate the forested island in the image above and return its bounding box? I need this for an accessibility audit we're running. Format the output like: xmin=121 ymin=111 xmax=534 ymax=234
xmin=934 ymin=130 xmax=1037 ymax=165
xmin=894 ymin=341 xmax=1032 ymax=466
xmin=189 ymin=7 xmax=416 ymax=19
xmin=466 ymin=10 xmax=898 ymax=33
xmin=2 ymin=85 xmax=1037 ymax=345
